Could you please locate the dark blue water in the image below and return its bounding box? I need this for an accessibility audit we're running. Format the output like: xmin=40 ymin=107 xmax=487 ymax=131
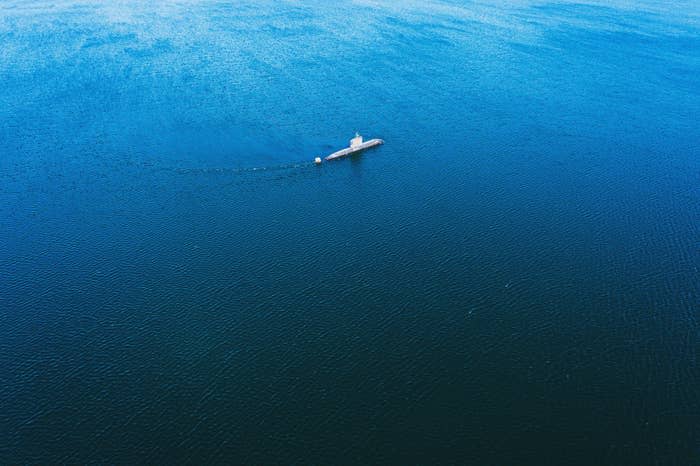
xmin=1 ymin=0 xmax=699 ymax=463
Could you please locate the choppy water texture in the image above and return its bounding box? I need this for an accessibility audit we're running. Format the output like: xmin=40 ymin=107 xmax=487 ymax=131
xmin=1 ymin=0 xmax=699 ymax=463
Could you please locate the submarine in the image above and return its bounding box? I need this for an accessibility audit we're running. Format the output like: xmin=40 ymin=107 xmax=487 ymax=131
xmin=322 ymin=133 xmax=384 ymax=162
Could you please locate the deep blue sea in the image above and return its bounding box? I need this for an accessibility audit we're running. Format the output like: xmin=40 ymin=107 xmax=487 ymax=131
xmin=1 ymin=0 xmax=699 ymax=463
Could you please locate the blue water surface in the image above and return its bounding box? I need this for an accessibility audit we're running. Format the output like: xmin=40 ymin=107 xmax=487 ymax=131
xmin=1 ymin=0 xmax=699 ymax=463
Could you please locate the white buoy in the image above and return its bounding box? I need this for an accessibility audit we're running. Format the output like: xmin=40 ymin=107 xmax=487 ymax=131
xmin=314 ymin=157 xmax=322 ymax=164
